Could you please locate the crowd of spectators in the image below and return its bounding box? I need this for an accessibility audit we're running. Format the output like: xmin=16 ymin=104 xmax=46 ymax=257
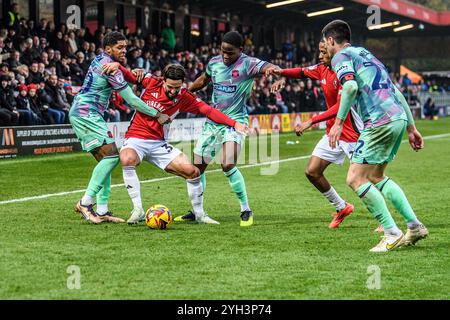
xmin=0 ymin=3 xmax=448 ymax=127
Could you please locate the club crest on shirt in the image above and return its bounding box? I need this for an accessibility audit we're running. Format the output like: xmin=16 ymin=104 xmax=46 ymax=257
xmin=232 ymin=70 xmax=239 ymax=78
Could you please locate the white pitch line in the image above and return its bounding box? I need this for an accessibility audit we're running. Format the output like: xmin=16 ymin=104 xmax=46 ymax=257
xmin=0 ymin=155 xmax=311 ymax=205
xmin=1 ymin=132 xmax=449 ymax=205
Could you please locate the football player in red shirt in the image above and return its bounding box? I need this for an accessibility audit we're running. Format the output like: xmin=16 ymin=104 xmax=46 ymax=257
xmin=266 ymin=40 xmax=363 ymax=228
xmin=102 ymin=63 xmax=248 ymax=225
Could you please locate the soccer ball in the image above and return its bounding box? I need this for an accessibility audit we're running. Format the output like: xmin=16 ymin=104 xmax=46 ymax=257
xmin=145 ymin=204 xmax=173 ymax=229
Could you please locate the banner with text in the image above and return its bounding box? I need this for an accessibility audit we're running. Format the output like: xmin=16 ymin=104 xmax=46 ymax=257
xmin=0 ymin=112 xmax=326 ymax=158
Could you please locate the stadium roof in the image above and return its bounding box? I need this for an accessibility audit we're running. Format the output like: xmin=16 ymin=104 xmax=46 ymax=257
xmin=199 ymin=0 xmax=450 ymax=37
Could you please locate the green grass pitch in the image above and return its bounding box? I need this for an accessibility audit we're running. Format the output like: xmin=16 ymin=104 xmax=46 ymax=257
xmin=0 ymin=118 xmax=449 ymax=299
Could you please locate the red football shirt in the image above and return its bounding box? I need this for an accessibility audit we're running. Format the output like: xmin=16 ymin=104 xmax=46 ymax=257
xmin=282 ymin=64 xmax=361 ymax=143
xmin=123 ymin=70 xmax=236 ymax=141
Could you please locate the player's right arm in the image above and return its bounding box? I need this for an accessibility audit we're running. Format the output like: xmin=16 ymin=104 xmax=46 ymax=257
xmin=106 ymin=69 xmax=168 ymax=123
xmin=328 ymin=52 xmax=359 ymax=148
xmin=188 ymin=72 xmax=211 ymax=93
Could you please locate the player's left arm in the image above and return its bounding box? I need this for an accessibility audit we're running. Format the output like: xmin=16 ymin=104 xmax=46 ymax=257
xmin=181 ymin=93 xmax=248 ymax=135
xmin=394 ymin=85 xmax=424 ymax=151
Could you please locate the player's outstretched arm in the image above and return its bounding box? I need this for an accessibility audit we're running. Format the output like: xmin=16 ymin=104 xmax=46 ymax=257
xmin=188 ymin=73 xmax=211 ymax=93
xmin=120 ymin=86 xmax=169 ymax=124
xmin=261 ymin=63 xmax=279 ymax=77
xmin=200 ymin=104 xmax=248 ymax=135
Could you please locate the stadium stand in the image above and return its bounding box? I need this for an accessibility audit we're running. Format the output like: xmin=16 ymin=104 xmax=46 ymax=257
xmin=0 ymin=0 xmax=449 ymax=127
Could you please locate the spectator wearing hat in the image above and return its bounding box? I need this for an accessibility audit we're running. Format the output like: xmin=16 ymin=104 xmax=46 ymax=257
xmin=27 ymin=83 xmax=51 ymax=124
xmin=16 ymin=84 xmax=40 ymax=125
xmin=0 ymin=63 xmax=10 ymax=77
xmin=0 ymin=75 xmax=19 ymax=126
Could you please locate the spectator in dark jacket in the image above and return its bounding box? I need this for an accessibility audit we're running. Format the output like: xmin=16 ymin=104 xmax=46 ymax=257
xmin=16 ymin=84 xmax=41 ymax=125
xmin=36 ymin=18 xmax=50 ymax=39
xmin=28 ymin=83 xmax=52 ymax=124
xmin=55 ymin=55 xmax=71 ymax=79
xmin=27 ymin=62 xmax=44 ymax=84
xmin=281 ymin=84 xmax=297 ymax=113
xmin=38 ymin=80 xmax=65 ymax=124
xmin=44 ymin=75 xmax=68 ymax=122
xmin=423 ymin=97 xmax=438 ymax=120
xmin=0 ymin=75 xmax=20 ymax=125
xmin=304 ymin=79 xmax=318 ymax=112
xmin=68 ymin=56 xmax=85 ymax=85
xmin=76 ymin=51 xmax=90 ymax=75
xmin=6 ymin=50 xmax=22 ymax=71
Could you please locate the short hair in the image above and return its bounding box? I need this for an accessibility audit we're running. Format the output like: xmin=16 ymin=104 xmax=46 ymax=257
xmin=222 ymin=31 xmax=243 ymax=48
xmin=322 ymin=20 xmax=351 ymax=44
xmin=103 ymin=31 xmax=127 ymax=48
xmin=162 ymin=64 xmax=186 ymax=81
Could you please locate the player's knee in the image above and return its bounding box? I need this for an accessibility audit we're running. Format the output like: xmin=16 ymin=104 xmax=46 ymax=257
xmin=369 ymin=173 xmax=384 ymax=185
xmin=346 ymin=174 xmax=361 ymax=190
xmin=185 ymin=166 xmax=200 ymax=180
xmin=221 ymin=163 xmax=235 ymax=173
xmin=305 ymin=167 xmax=322 ymax=181
xmin=120 ymin=151 xmax=139 ymax=166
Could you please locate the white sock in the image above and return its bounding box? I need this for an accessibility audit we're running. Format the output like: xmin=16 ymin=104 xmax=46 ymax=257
xmin=407 ymin=219 xmax=421 ymax=229
xmin=81 ymin=194 xmax=95 ymax=206
xmin=385 ymin=226 xmax=402 ymax=237
xmin=97 ymin=204 xmax=108 ymax=215
xmin=122 ymin=166 xmax=143 ymax=210
xmin=322 ymin=187 xmax=346 ymax=211
xmin=240 ymin=203 xmax=251 ymax=212
xmin=186 ymin=176 xmax=204 ymax=219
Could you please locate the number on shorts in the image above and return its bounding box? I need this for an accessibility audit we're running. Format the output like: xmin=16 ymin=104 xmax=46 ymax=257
xmin=355 ymin=140 xmax=365 ymax=154
xmin=161 ymin=143 xmax=173 ymax=153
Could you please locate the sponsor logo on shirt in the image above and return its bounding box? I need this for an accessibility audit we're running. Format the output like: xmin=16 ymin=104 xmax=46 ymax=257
xmin=213 ymin=84 xmax=237 ymax=93
xmin=151 ymin=92 xmax=159 ymax=99
xmin=337 ymin=65 xmax=349 ymax=74
xmin=146 ymin=100 xmax=165 ymax=112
